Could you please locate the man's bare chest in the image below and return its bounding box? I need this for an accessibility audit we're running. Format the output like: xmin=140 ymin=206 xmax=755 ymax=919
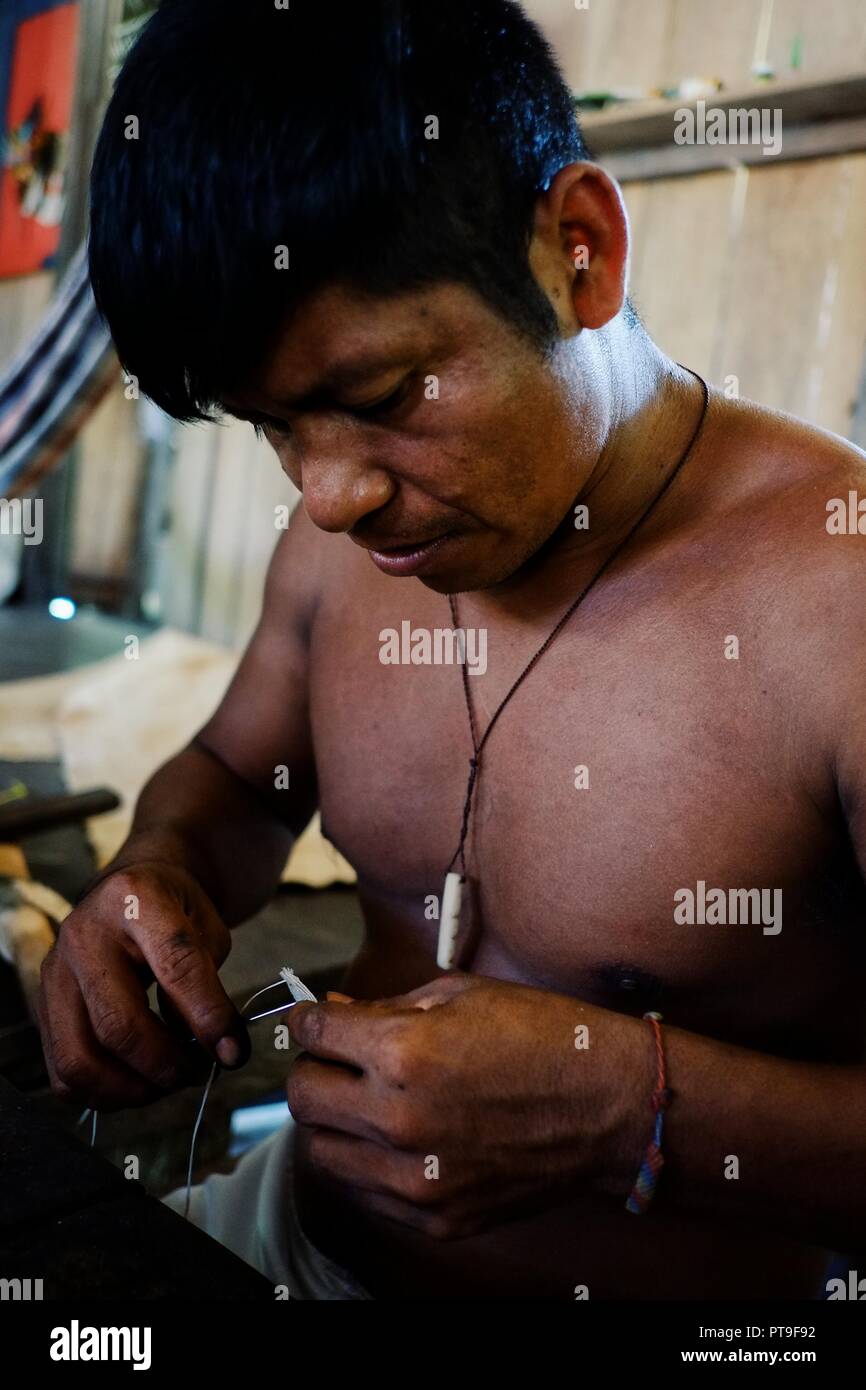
xmin=308 ymin=572 xmax=862 ymax=1051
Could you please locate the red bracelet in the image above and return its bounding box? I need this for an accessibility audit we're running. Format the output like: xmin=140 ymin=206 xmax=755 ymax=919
xmin=625 ymin=1011 xmax=673 ymax=1215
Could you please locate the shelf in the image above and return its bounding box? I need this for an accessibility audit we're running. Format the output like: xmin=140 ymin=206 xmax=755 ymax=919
xmin=579 ymin=72 xmax=866 ymax=180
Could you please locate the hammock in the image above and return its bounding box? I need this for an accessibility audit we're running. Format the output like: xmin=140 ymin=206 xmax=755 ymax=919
xmin=0 ymin=244 xmax=116 ymax=498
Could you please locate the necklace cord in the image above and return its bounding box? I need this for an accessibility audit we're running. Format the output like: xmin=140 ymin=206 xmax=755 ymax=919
xmin=446 ymin=370 xmax=710 ymax=876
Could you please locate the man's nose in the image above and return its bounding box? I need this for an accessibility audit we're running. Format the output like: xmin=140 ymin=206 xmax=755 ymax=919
xmin=289 ymin=414 xmax=395 ymax=534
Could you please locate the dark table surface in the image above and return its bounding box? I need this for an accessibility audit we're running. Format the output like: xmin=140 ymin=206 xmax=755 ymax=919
xmin=0 ymin=1073 xmax=272 ymax=1299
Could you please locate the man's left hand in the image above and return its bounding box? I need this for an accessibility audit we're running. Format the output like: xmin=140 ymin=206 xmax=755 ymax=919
xmin=286 ymin=974 xmax=642 ymax=1239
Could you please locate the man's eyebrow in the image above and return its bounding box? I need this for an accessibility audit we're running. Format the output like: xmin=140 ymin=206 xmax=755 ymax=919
xmin=228 ymin=354 xmax=414 ymax=418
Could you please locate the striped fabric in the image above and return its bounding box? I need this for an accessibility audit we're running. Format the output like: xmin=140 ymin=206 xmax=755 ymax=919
xmin=0 ymin=244 xmax=116 ymax=498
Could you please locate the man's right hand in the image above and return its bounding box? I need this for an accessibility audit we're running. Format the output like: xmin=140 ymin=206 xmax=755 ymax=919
xmin=37 ymin=862 xmax=250 ymax=1110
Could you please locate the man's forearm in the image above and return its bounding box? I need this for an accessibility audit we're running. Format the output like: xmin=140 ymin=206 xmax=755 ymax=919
xmin=84 ymin=740 xmax=294 ymax=926
xmin=592 ymin=1005 xmax=866 ymax=1252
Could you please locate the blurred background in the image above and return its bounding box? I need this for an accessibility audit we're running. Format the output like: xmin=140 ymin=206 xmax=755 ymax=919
xmin=0 ymin=0 xmax=865 ymax=1196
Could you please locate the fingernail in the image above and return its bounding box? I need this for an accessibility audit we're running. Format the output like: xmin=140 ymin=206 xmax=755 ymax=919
xmin=216 ymin=1036 xmax=243 ymax=1069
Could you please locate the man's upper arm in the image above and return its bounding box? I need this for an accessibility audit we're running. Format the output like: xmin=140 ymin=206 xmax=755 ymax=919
xmin=195 ymin=506 xmax=320 ymax=836
xmin=819 ymin=537 xmax=866 ymax=885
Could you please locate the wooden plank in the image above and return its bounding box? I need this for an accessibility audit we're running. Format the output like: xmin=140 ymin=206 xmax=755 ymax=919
xmin=624 ymin=168 xmax=741 ymax=380
xmin=163 ymin=418 xmax=300 ymax=646
xmin=581 ymin=73 xmax=866 ymax=153
xmin=600 ymin=115 xmax=866 ymax=181
xmin=70 ymin=378 xmax=144 ymax=581
xmin=802 ymin=154 xmax=866 ymax=438
xmin=161 ymin=420 xmax=219 ymax=635
xmin=660 ymin=0 xmax=764 ymax=96
xmin=582 ymin=0 xmax=675 ymax=94
xmin=197 ymin=418 xmax=254 ymax=645
xmin=197 ymin=418 xmax=303 ymax=649
xmin=712 ymin=156 xmax=851 ymax=422
xmin=766 ymin=0 xmax=866 ymax=82
xmin=232 ymin=432 xmax=301 ymax=650
xmin=528 ymin=0 xmax=674 ymax=95
xmin=524 ymin=0 xmax=600 ymax=91
xmin=532 ymin=0 xmax=866 ymax=99
xmin=620 ymin=177 xmax=652 ymax=275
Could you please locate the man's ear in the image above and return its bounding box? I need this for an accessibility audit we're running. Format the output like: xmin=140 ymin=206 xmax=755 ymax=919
xmin=529 ymin=162 xmax=630 ymax=333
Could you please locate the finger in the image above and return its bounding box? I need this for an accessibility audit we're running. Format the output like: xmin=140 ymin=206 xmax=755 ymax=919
xmin=68 ymin=938 xmax=211 ymax=1091
xmin=304 ymin=1127 xmax=420 ymax=1198
xmin=325 ymin=991 xmax=354 ymax=1003
xmin=287 ymin=1055 xmax=375 ymax=1137
xmin=156 ymin=984 xmax=186 ymax=1034
xmin=38 ymin=957 xmax=163 ymax=1109
xmin=127 ymin=915 xmax=249 ymax=1069
xmin=155 ymin=985 xmax=219 ymax=1080
xmin=287 ymin=999 xmax=405 ymax=1068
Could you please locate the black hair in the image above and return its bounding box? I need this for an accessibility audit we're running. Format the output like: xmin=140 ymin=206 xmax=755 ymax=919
xmin=89 ymin=0 xmax=593 ymax=423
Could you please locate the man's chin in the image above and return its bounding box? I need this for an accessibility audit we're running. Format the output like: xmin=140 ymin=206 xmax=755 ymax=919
xmin=363 ymin=530 xmax=532 ymax=595
xmin=417 ymin=552 xmax=529 ymax=596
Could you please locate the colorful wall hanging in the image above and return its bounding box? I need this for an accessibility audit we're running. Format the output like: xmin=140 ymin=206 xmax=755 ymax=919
xmin=0 ymin=1 xmax=80 ymax=279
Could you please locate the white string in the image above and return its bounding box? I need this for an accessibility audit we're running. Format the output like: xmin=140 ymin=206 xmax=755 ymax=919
xmin=77 ymin=1108 xmax=98 ymax=1147
xmin=182 ymin=967 xmax=317 ymax=1220
xmin=79 ymin=968 xmax=317 ymax=1213
xmin=184 ymin=1061 xmax=217 ymax=1218
xmin=279 ymin=966 xmax=318 ymax=1003
xmin=77 ymin=970 xmax=316 ymax=1211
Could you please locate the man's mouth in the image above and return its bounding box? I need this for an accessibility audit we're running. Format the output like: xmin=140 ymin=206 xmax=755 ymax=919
xmin=358 ymin=532 xmax=453 ymax=577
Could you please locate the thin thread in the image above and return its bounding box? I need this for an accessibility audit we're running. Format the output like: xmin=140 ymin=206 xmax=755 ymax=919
xmin=447 ymin=371 xmax=710 ymax=876
xmin=83 ymin=973 xmax=313 ymax=1211
xmin=182 ymin=969 xmax=318 ymax=1220
xmin=78 ymin=1107 xmax=98 ymax=1148
xmin=184 ymin=1062 xmax=217 ymax=1219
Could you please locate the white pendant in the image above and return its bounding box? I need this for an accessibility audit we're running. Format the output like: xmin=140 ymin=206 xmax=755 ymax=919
xmin=437 ymin=872 xmax=465 ymax=969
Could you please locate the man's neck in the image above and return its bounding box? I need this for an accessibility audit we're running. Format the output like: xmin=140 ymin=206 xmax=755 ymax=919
xmin=467 ymin=329 xmax=708 ymax=627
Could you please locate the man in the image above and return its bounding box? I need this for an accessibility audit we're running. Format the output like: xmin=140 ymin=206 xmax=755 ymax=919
xmin=38 ymin=0 xmax=866 ymax=1299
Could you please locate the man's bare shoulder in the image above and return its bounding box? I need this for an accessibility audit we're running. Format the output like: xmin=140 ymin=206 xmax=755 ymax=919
xmin=704 ymin=392 xmax=863 ymax=504
xmin=705 ymin=396 xmax=866 ymax=742
xmin=262 ymin=499 xmax=385 ymax=654
xmin=700 ymin=394 xmax=866 ymax=584
xmin=265 ymin=500 xmax=338 ymax=629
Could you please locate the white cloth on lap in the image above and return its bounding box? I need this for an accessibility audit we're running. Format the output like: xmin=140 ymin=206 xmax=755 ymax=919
xmin=162 ymin=1118 xmax=371 ymax=1300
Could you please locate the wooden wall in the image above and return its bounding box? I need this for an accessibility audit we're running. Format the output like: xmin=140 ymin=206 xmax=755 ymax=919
xmin=69 ymin=383 xmax=145 ymax=585
xmin=623 ymin=154 xmax=866 ymax=439
xmin=159 ymin=416 xmax=297 ymax=649
xmin=532 ymin=0 xmax=866 ymax=93
xmin=534 ymin=0 xmax=866 ymax=445
xmin=52 ymin=0 xmax=866 ymax=648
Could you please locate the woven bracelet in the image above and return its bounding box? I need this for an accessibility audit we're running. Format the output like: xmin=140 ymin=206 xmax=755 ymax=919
xmin=625 ymin=1011 xmax=673 ymax=1215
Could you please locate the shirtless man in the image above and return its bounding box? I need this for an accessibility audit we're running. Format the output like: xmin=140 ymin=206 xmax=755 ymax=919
xmin=38 ymin=0 xmax=866 ymax=1299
